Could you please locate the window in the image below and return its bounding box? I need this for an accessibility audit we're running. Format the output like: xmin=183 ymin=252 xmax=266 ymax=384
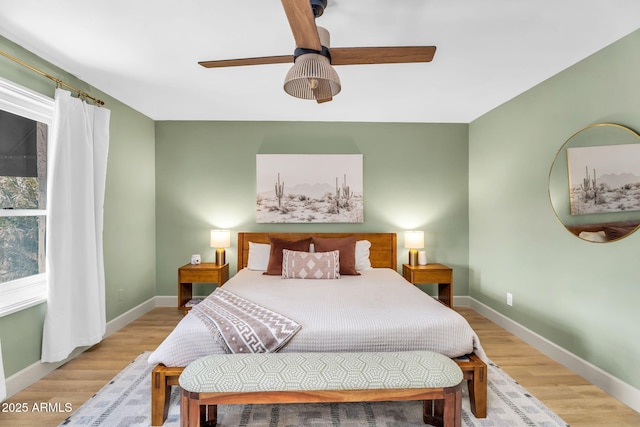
xmin=0 ymin=77 xmax=53 ymax=316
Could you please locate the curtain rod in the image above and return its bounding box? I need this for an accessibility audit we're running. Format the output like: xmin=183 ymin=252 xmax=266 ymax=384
xmin=0 ymin=49 xmax=105 ymax=106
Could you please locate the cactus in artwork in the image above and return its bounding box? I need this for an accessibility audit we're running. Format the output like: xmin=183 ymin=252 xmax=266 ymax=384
xmin=334 ymin=177 xmax=341 ymax=212
xmin=341 ymin=174 xmax=352 ymax=207
xmin=275 ymin=173 xmax=285 ymax=207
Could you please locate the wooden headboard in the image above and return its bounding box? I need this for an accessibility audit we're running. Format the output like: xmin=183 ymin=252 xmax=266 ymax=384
xmin=237 ymin=232 xmax=397 ymax=271
xmin=565 ymin=219 xmax=640 ymax=241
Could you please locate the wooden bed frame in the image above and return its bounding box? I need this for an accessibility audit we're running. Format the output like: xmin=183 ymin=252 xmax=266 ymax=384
xmin=151 ymin=232 xmax=487 ymax=425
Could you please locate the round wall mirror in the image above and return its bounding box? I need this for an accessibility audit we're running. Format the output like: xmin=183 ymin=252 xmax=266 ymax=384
xmin=549 ymin=123 xmax=640 ymax=242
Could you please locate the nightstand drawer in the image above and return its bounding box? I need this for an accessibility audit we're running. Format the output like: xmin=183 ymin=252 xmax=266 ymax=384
xmin=180 ymin=269 xmax=218 ymax=283
xmin=410 ymin=269 xmax=452 ymax=284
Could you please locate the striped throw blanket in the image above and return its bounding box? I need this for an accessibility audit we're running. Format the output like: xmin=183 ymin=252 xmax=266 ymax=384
xmin=192 ymin=288 xmax=301 ymax=354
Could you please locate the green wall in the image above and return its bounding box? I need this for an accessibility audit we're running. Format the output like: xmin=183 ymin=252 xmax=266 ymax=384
xmin=0 ymin=36 xmax=157 ymax=377
xmin=469 ymin=29 xmax=640 ymax=389
xmin=4 ymin=22 xmax=639 ymax=400
xmin=155 ymin=121 xmax=469 ymax=297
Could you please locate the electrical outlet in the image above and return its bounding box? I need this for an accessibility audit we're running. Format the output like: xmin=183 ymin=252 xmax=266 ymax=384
xmin=507 ymin=292 xmax=513 ymax=306
xmin=118 ymin=289 xmax=125 ymax=302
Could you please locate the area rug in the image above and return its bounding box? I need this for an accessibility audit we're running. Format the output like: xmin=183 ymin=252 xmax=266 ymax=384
xmin=59 ymin=352 xmax=569 ymax=426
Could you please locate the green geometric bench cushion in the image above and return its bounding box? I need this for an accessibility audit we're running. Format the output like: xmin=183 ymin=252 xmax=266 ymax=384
xmin=179 ymin=351 xmax=463 ymax=393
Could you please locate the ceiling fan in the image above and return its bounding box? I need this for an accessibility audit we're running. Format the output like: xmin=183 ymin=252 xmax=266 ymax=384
xmin=198 ymin=0 xmax=436 ymax=103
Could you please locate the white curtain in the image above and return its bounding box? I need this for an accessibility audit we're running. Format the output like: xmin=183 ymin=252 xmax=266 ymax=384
xmin=41 ymin=89 xmax=110 ymax=363
xmin=0 ymin=338 xmax=6 ymax=402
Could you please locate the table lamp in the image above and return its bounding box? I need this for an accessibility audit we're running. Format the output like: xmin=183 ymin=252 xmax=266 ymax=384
xmin=210 ymin=230 xmax=230 ymax=265
xmin=404 ymin=231 xmax=424 ymax=266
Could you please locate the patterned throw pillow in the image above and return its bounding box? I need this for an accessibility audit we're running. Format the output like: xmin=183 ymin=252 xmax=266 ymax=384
xmin=281 ymin=249 xmax=340 ymax=279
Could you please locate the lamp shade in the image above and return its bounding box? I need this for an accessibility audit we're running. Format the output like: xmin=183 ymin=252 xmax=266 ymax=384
xmin=210 ymin=230 xmax=230 ymax=248
xmin=283 ymin=53 xmax=341 ymax=101
xmin=404 ymin=231 xmax=424 ymax=249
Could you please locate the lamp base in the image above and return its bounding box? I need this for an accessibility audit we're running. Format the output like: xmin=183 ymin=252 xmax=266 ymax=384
xmin=408 ymin=249 xmax=418 ymax=266
xmin=215 ymin=248 xmax=226 ymax=266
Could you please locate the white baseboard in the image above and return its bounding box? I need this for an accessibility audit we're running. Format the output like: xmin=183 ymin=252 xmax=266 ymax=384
xmin=155 ymin=295 xmax=177 ymax=307
xmin=5 ymin=296 xmax=161 ymax=399
xmin=458 ymin=296 xmax=640 ymax=413
xmin=4 ymin=346 xmax=86 ymax=400
xmin=105 ymin=298 xmax=158 ymax=337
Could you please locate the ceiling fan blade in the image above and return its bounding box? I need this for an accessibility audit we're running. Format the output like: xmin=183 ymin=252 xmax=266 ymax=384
xmin=281 ymin=0 xmax=322 ymax=51
xmin=329 ymin=46 xmax=436 ymax=66
xmin=199 ymin=55 xmax=293 ymax=68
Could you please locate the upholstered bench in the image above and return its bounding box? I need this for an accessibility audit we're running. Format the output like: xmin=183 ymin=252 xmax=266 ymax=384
xmin=179 ymin=350 xmax=464 ymax=427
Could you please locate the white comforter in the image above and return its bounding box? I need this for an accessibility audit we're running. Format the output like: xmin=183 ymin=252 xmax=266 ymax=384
xmin=148 ymin=268 xmax=486 ymax=366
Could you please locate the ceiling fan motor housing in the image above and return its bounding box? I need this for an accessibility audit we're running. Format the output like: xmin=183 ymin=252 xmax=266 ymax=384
xmin=310 ymin=0 xmax=327 ymax=17
xmin=293 ymin=26 xmax=332 ymax=61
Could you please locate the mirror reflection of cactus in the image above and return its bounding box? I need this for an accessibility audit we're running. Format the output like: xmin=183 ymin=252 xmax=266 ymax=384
xmin=579 ymin=166 xmax=604 ymax=205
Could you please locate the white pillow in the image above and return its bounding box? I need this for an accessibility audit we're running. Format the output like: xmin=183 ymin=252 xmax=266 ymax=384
xmin=578 ymin=230 xmax=607 ymax=243
xmin=355 ymin=240 xmax=372 ymax=271
xmin=247 ymin=242 xmax=271 ymax=270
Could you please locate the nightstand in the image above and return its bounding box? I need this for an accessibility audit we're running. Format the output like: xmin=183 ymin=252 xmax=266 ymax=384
xmin=178 ymin=263 xmax=229 ymax=312
xmin=402 ymin=263 xmax=453 ymax=308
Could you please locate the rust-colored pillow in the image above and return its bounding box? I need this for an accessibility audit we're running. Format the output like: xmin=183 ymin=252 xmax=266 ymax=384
xmin=264 ymin=237 xmax=312 ymax=275
xmin=312 ymin=236 xmax=359 ymax=275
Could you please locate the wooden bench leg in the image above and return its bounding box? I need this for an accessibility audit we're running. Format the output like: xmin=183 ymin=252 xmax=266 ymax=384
xmin=200 ymin=405 xmax=217 ymax=427
xmin=181 ymin=389 xmax=206 ymax=427
xmin=422 ymin=384 xmax=462 ymax=427
xmin=152 ymin=365 xmax=185 ymax=426
xmin=466 ymin=359 xmax=487 ymax=418
xmin=442 ymin=385 xmax=462 ymax=427
xmin=423 ymin=399 xmax=443 ymax=426
xmin=152 ymin=366 xmax=172 ymax=426
xmin=180 ymin=388 xmax=189 ymax=427
xmin=455 ymin=355 xmax=487 ymax=419
xmin=423 ymin=400 xmax=434 ymax=425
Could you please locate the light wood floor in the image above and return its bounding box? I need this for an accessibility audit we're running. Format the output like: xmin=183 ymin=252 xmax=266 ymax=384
xmin=1 ymin=306 xmax=639 ymax=426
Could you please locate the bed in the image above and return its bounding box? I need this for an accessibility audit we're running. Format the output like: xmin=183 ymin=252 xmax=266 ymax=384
xmin=149 ymin=232 xmax=487 ymax=425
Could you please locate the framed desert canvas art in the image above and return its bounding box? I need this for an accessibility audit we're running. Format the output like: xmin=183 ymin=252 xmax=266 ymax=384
xmin=567 ymin=143 xmax=640 ymax=215
xmin=256 ymin=154 xmax=364 ymax=223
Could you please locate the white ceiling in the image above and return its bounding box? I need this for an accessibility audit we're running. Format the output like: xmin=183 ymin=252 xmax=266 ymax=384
xmin=1 ymin=0 xmax=639 ymax=123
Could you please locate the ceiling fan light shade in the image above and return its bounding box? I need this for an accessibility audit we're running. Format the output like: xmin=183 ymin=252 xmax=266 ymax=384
xmin=283 ymin=53 xmax=341 ymax=101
